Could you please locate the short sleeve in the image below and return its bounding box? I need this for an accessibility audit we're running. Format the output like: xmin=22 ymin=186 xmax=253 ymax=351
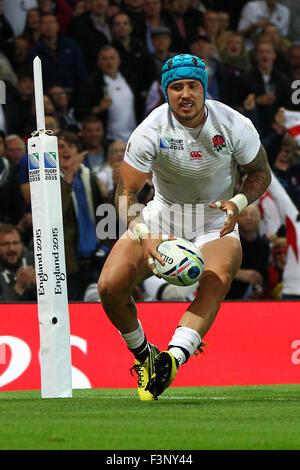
xmin=232 ymin=116 xmax=261 ymax=165
xmin=123 ymin=129 xmax=156 ymax=174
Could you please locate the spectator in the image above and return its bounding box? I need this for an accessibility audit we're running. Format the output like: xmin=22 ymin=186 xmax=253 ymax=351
xmin=264 ymin=237 xmax=287 ymax=299
xmin=187 ymin=1 xmax=208 ymax=14
xmin=71 ymin=0 xmax=86 ymax=18
xmin=0 ymin=223 xmax=36 ymax=301
xmin=288 ymin=43 xmax=300 ymax=75
xmin=201 ymin=9 xmax=224 ymax=52
xmin=143 ymin=25 xmax=177 ymax=113
xmin=0 ymin=132 xmax=25 ymax=225
xmin=2 ymin=0 xmax=38 ymax=37
xmin=16 ymin=67 xmax=35 ymax=127
xmin=45 ymin=113 xmax=60 ymax=135
xmin=4 ymin=134 xmax=26 ymax=165
xmin=218 ymin=0 xmax=249 ymax=31
xmin=255 ymin=189 xmax=282 ymax=242
xmin=28 ymin=12 xmax=88 ymax=94
xmin=97 ymin=139 xmax=126 ymax=199
xmin=226 ymin=205 xmax=270 ymax=299
xmin=111 ymin=11 xmax=157 ymax=113
xmin=271 ymin=136 xmax=300 ymax=211
xmin=37 ymin=0 xmax=72 ymax=34
xmin=144 ymin=79 xmax=166 ymax=116
xmin=107 ymin=1 xmax=121 ymax=19
xmin=120 ymin=0 xmax=145 ymax=32
xmin=236 ymin=39 xmax=291 ymax=141
xmin=237 ymin=0 xmax=290 ymax=51
xmin=80 ymin=115 xmax=106 ymax=175
xmin=189 ymin=31 xmax=231 ymax=103
xmin=133 ymin=0 xmax=172 ymax=54
xmin=21 ymin=7 xmax=41 ymax=47
xmin=218 ymin=10 xmax=230 ymax=35
xmin=67 ymin=0 xmax=111 ymax=73
xmin=272 ymin=136 xmax=294 ymax=187
xmin=0 ymin=75 xmax=26 ymax=136
xmin=163 ymin=0 xmax=203 ymax=53
xmin=43 ymin=93 xmax=56 ymax=115
xmin=20 ymin=93 xmax=56 ymax=139
xmin=0 ymin=51 xmax=18 ymax=86
xmin=150 ymin=25 xmax=177 ymax=79
xmin=219 ymin=32 xmax=252 ymax=104
xmin=257 ymin=23 xmax=291 ymax=75
xmin=57 ymin=130 xmax=106 ymax=300
xmin=9 ymin=36 xmax=31 ymax=75
xmin=0 ymin=0 xmax=14 ymax=53
xmin=280 ymin=0 xmax=300 ymax=44
xmin=75 ymin=45 xmax=139 ymax=142
xmin=46 ymin=84 xmax=81 ymax=133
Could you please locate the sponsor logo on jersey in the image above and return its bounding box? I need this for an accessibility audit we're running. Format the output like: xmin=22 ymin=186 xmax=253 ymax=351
xmin=190 ymin=151 xmax=203 ymax=160
xmin=160 ymin=137 xmax=184 ymax=150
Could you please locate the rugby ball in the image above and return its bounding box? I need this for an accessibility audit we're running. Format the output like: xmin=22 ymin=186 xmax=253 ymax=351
xmin=155 ymin=238 xmax=204 ymax=286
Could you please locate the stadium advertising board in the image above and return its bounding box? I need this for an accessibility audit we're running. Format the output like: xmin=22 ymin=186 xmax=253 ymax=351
xmin=0 ymin=302 xmax=300 ymax=392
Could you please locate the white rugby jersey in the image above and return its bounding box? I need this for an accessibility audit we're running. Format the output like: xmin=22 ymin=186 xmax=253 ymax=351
xmin=124 ymin=100 xmax=260 ymax=231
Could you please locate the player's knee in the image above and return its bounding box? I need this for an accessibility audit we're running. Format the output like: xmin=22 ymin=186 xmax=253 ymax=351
xmin=98 ymin=277 xmax=110 ymax=303
xmin=200 ymin=269 xmax=233 ymax=297
xmin=98 ymin=265 xmax=138 ymax=302
xmin=219 ymin=271 xmax=234 ymax=294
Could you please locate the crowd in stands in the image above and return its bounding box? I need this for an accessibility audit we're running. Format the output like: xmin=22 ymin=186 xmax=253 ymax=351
xmin=0 ymin=0 xmax=300 ymax=302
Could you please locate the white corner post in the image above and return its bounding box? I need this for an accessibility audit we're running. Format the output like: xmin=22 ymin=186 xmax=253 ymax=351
xmin=28 ymin=56 xmax=72 ymax=398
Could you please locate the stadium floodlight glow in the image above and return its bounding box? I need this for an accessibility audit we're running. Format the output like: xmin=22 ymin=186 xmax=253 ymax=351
xmin=28 ymin=56 xmax=72 ymax=398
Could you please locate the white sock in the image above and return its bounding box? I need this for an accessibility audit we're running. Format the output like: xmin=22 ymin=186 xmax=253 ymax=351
xmin=168 ymin=326 xmax=201 ymax=367
xmin=168 ymin=347 xmax=187 ymax=367
xmin=119 ymin=320 xmax=148 ymax=360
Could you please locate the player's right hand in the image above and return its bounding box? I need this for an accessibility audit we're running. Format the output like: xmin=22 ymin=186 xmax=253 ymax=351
xmin=141 ymin=233 xmax=175 ymax=277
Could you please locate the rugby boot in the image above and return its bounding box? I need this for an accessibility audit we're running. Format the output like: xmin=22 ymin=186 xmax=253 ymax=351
xmin=145 ymin=351 xmax=178 ymax=399
xmin=130 ymin=343 xmax=160 ymax=401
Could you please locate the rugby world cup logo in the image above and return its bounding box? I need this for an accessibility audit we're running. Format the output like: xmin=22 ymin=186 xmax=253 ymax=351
xmin=29 ymin=152 xmax=39 ymax=170
xmin=44 ymin=152 xmax=57 ymax=168
xmin=29 ymin=153 xmax=40 ymax=182
xmin=44 ymin=152 xmax=58 ymax=180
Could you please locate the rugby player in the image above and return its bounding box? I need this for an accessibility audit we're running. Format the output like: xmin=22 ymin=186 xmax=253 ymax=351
xmin=98 ymin=54 xmax=271 ymax=400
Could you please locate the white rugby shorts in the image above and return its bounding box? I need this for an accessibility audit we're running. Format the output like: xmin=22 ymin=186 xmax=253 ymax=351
xmin=142 ymin=199 xmax=239 ymax=248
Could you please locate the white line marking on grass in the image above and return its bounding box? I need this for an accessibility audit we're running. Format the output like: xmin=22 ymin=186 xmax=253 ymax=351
xmin=97 ymin=395 xmax=299 ymax=401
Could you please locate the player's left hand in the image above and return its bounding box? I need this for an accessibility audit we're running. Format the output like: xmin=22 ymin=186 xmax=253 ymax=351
xmin=208 ymin=199 xmax=239 ymax=237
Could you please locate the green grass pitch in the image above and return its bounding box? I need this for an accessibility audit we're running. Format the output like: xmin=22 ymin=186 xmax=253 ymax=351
xmin=1 ymin=384 xmax=300 ymax=450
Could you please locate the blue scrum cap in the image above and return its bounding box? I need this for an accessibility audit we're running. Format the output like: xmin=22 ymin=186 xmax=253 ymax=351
xmin=161 ymin=54 xmax=208 ymax=103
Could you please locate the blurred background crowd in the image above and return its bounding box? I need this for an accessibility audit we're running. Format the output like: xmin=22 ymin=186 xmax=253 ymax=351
xmin=0 ymin=0 xmax=300 ymax=303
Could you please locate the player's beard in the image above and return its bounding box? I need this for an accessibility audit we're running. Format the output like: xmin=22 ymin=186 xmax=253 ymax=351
xmin=171 ymin=102 xmax=206 ymax=127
